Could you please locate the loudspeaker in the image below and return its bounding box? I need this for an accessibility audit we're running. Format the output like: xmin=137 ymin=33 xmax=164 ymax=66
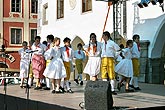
xmin=84 ymin=81 xmax=113 ymax=110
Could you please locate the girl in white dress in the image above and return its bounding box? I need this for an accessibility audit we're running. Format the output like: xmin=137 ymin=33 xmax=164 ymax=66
xmin=115 ymin=40 xmax=134 ymax=92
xmin=43 ymin=37 xmax=66 ymax=93
xmin=18 ymin=41 xmax=31 ymax=88
xmin=83 ymin=33 xmax=102 ymax=81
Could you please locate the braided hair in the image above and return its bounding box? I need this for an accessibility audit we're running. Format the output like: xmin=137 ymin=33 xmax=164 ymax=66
xmin=88 ymin=33 xmax=97 ymax=53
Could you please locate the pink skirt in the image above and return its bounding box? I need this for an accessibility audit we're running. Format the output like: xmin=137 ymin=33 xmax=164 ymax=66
xmin=32 ymin=54 xmax=46 ymax=78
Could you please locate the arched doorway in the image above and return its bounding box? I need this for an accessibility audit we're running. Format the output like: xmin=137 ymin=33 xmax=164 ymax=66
xmin=71 ymin=36 xmax=85 ymax=50
xmin=149 ymin=19 xmax=165 ymax=84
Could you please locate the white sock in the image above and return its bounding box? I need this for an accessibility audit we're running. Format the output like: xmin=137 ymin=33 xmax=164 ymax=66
xmin=60 ymin=80 xmax=64 ymax=88
xmin=75 ymin=74 xmax=79 ymax=79
xmin=65 ymin=80 xmax=71 ymax=90
xmin=134 ymin=77 xmax=139 ymax=88
xmin=46 ymin=77 xmax=50 ymax=88
xmin=110 ymin=80 xmax=115 ymax=91
xmin=28 ymin=78 xmax=32 ymax=86
xmin=129 ymin=77 xmax=134 ymax=85
xmin=79 ymin=74 xmax=82 ymax=81
xmin=102 ymin=79 xmax=107 ymax=81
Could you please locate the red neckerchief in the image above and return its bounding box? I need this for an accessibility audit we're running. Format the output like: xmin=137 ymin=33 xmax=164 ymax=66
xmin=35 ymin=44 xmax=40 ymax=49
xmin=137 ymin=43 xmax=140 ymax=51
xmin=78 ymin=50 xmax=81 ymax=54
xmin=65 ymin=46 xmax=69 ymax=57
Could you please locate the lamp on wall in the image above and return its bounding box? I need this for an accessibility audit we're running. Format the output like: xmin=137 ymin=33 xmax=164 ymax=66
xmin=137 ymin=0 xmax=150 ymax=8
xmin=96 ymin=0 xmax=119 ymax=4
xmin=150 ymin=0 xmax=158 ymax=5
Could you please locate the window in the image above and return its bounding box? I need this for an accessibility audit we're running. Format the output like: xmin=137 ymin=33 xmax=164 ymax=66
xmin=11 ymin=0 xmax=21 ymax=12
xmin=82 ymin=0 xmax=92 ymax=13
xmin=31 ymin=29 xmax=37 ymax=41
xmin=31 ymin=0 xmax=38 ymax=13
xmin=11 ymin=28 xmax=22 ymax=44
xmin=57 ymin=0 xmax=64 ymax=19
xmin=42 ymin=3 xmax=48 ymax=25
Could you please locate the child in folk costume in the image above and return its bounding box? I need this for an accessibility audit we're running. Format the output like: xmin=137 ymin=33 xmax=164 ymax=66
xmin=43 ymin=34 xmax=54 ymax=90
xmin=43 ymin=37 xmax=66 ymax=94
xmin=101 ymin=31 xmax=120 ymax=95
xmin=129 ymin=34 xmax=141 ymax=90
xmin=74 ymin=43 xmax=85 ymax=85
xmin=83 ymin=33 xmax=102 ymax=81
xmin=115 ymin=40 xmax=134 ymax=92
xmin=18 ymin=41 xmax=31 ymax=88
xmin=60 ymin=37 xmax=74 ymax=93
xmin=31 ymin=36 xmax=47 ymax=90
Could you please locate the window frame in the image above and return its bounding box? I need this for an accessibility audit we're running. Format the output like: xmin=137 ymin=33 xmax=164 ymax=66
xmin=31 ymin=0 xmax=38 ymax=14
xmin=57 ymin=0 xmax=64 ymax=19
xmin=82 ymin=0 xmax=92 ymax=13
xmin=10 ymin=27 xmax=23 ymax=45
xmin=11 ymin=0 xmax=22 ymax=13
xmin=30 ymin=28 xmax=37 ymax=42
xmin=42 ymin=3 xmax=48 ymax=25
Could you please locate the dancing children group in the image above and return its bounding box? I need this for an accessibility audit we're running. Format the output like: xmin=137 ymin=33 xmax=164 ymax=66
xmin=18 ymin=31 xmax=141 ymax=95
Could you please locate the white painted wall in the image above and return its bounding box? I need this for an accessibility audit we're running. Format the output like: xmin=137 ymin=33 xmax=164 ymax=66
xmin=38 ymin=0 xmax=113 ymax=45
xmin=38 ymin=0 xmax=165 ymax=57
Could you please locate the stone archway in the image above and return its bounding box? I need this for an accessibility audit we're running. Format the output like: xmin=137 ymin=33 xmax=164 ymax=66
xmin=71 ymin=36 xmax=85 ymax=50
xmin=148 ymin=19 xmax=165 ymax=84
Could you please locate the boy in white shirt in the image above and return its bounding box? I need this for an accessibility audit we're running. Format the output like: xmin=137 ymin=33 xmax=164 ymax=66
xmin=60 ymin=37 xmax=74 ymax=93
xmin=101 ymin=31 xmax=120 ymax=95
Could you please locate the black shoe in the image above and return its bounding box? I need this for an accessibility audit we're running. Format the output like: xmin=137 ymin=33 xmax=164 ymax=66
xmin=111 ymin=91 xmax=117 ymax=95
xmin=129 ymin=84 xmax=135 ymax=89
xmin=74 ymin=79 xmax=79 ymax=84
xmin=20 ymin=86 xmax=24 ymax=88
xmin=41 ymin=83 xmax=46 ymax=87
xmin=80 ymin=81 xmax=83 ymax=86
xmin=59 ymin=86 xmax=66 ymax=92
xmin=69 ymin=82 xmax=71 ymax=85
xmin=67 ymin=89 xmax=74 ymax=93
xmin=34 ymin=86 xmax=42 ymax=90
xmin=25 ymin=85 xmax=31 ymax=89
xmin=117 ymin=83 xmax=121 ymax=91
xmin=125 ymin=89 xmax=134 ymax=92
xmin=43 ymin=87 xmax=51 ymax=90
xmin=134 ymin=87 xmax=141 ymax=90
xmin=51 ymin=90 xmax=56 ymax=94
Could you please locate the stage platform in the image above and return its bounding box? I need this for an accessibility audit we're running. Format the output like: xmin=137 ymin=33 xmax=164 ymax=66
xmin=0 ymin=81 xmax=165 ymax=110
